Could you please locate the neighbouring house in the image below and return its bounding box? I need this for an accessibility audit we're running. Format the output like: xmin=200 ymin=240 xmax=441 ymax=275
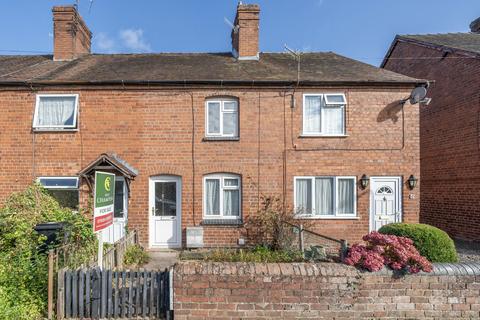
xmin=382 ymin=18 xmax=480 ymax=242
xmin=0 ymin=4 xmax=425 ymax=248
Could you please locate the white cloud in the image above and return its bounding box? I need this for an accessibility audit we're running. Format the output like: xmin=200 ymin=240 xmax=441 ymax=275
xmin=95 ymin=32 xmax=116 ymax=52
xmin=119 ymin=28 xmax=151 ymax=52
xmin=316 ymin=0 xmax=324 ymax=7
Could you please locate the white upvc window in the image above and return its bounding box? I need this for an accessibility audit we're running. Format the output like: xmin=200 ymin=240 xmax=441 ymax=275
xmin=205 ymin=99 xmax=238 ymax=137
xmin=33 ymin=94 xmax=79 ymax=130
xmin=203 ymin=173 xmax=241 ymax=219
xmin=294 ymin=176 xmax=356 ymax=218
xmin=37 ymin=176 xmax=80 ymax=209
xmin=303 ymin=93 xmax=346 ymax=136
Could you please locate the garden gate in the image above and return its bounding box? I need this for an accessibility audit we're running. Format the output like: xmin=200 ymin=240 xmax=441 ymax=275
xmin=57 ymin=268 xmax=172 ymax=319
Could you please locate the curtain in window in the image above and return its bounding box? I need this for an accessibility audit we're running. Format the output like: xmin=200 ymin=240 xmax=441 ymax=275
xmin=323 ymin=106 xmax=343 ymax=135
xmin=338 ymin=179 xmax=354 ymax=214
xmin=304 ymin=96 xmax=321 ymax=133
xmin=205 ymin=179 xmax=220 ymax=215
xmin=296 ymin=179 xmax=312 ymax=214
xmin=37 ymin=96 xmax=76 ymax=126
xmin=223 ymin=190 xmax=239 ymax=216
xmin=315 ymin=178 xmax=333 ymax=215
xmin=223 ymin=178 xmax=239 ymax=216
xmin=207 ymin=102 xmax=220 ymax=134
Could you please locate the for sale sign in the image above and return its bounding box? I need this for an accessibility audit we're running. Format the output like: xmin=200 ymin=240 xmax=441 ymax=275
xmin=93 ymin=171 xmax=115 ymax=232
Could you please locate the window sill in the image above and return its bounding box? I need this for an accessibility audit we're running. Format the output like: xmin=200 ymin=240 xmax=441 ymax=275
xmin=33 ymin=128 xmax=79 ymax=133
xmin=203 ymin=137 xmax=239 ymax=142
xmin=295 ymin=215 xmax=359 ymax=220
xmin=299 ymin=134 xmax=349 ymax=138
xmin=201 ymin=219 xmax=243 ymax=226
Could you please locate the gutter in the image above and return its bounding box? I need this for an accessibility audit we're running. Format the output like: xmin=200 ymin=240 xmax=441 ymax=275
xmin=0 ymin=78 xmax=427 ymax=89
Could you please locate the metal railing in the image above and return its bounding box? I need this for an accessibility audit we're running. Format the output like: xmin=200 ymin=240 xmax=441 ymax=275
xmin=283 ymin=221 xmax=348 ymax=261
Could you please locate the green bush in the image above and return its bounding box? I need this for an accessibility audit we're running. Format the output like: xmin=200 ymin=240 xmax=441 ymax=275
xmin=203 ymin=245 xmax=304 ymax=263
xmin=378 ymin=223 xmax=458 ymax=263
xmin=0 ymin=183 xmax=96 ymax=319
xmin=123 ymin=244 xmax=150 ymax=267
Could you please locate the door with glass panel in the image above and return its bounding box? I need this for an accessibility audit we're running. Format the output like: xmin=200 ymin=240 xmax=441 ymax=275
xmin=102 ymin=176 xmax=128 ymax=244
xmin=149 ymin=176 xmax=182 ymax=248
xmin=370 ymin=177 xmax=402 ymax=231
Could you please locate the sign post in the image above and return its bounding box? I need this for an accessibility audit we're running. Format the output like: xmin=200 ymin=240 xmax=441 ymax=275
xmin=93 ymin=171 xmax=115 ymax=269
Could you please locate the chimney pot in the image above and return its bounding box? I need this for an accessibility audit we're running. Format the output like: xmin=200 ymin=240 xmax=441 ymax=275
xmin=52 ymin=6 xmax=92 ymax=61
xmin=231 ymin=3 xmax=260 ymax=60
xmin=470 ymin=17 xmax=480 ymax=33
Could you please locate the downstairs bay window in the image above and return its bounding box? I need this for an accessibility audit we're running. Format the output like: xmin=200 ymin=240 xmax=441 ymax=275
xmin=294 ymin=176 xmax=356 ymax=218
xmin=203 ymin=174 xmax=241 ymax=220
xmin=37 ymin=177 xmax=79 ymax=210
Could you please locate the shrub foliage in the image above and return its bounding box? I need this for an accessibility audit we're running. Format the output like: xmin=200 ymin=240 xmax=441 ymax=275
xmin=0 ymin=184 xmax=96 ymax=319
xmin=123 ymin=244 xmax=150 ymax=267
xmin=378 ymin=223 xmax=458 ymax=263
xmin=203 ymin=246 xmax=304 ymax=263
xmin=344 ymin=232 xmax=432 ymax=273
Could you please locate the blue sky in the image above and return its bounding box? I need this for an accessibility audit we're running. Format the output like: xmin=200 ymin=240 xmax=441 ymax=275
xmin=1 ymin=0 xmax=479 ymax=66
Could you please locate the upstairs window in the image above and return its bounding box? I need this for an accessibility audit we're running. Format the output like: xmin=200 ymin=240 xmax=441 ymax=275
xmin=303 ymin=94 xmax=346 ymax=136
xmin=204 ymin=174 xmax=241 ymax=219
xmin=33 ymin=94 xmax=79 ymax=130
xmin=38 ymin=177 xmax=79 ymax=210
xmin=295 ymin=176 xmax=356 ymax=218
xmin=205 ymin=98 xmax=238 ymax=137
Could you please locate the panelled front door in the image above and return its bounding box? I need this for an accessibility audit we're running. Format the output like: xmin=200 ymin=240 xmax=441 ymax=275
xmin=102 ymin=176 xmax=128 ymax=244
xmin=149 ymin=176 xmax=182 ymax=248
xmin=370 ymin=177 xmax=402 ymax=231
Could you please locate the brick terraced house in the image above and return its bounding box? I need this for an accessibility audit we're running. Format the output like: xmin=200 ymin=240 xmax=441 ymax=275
xmin=382 ymin=18 xmax=480 ymax=242
xmin=0 ymin=4 xmax=426 ymax=248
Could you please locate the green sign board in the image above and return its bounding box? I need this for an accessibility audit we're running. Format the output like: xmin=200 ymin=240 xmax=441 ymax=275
xmin=93 ymin=171 xmax=115 ymax=232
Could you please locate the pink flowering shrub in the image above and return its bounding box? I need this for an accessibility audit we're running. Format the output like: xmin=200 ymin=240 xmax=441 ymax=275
xmin=344 ymin=232 xmax=433 ymax=273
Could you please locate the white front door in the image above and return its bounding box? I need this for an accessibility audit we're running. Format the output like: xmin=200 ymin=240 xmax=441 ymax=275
xmin=370 ymin=177 xmax=402 ymax=231
xmin=149 ymin=176 xmax=182 ymax=248
xmin=103 ymin=176 xmax=128 ymax=244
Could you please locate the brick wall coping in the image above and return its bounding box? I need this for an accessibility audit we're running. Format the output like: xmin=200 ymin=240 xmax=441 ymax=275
xmin=175 ymin=261 xmax=480 ymax=276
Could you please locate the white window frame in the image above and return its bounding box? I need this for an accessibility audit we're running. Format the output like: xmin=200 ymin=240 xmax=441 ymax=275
xmin=302 ymin=93 xmax=346 ymax=137
xmin=37 ymin=176 xmax=80 ymax=189
xmin=203 ymin=173 xmax=241 ymax=220
xmin=33 ymin=94 xmax=79 ymax=130
xmin=294 ymin=176 xmax=357 ymax=219
xmin=205 ymin=98 xmax=239 ymax=137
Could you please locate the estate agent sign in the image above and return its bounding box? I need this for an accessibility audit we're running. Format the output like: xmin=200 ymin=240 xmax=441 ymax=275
xmin=94 ymin=171 xmax=115 ymax=232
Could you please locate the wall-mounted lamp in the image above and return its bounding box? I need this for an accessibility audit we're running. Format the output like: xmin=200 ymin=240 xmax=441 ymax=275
xmin=407 ymin=175 xmax=418 ymax=190
xmin=360 ymin=174 xmax=369 ymax=189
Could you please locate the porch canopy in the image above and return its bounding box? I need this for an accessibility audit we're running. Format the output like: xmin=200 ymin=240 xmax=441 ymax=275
xmin=78 ymin=153 xmax=138 ymax=195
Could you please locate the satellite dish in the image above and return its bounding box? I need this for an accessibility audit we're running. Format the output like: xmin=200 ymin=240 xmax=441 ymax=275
xmin=409 ymin=86 xmax=427 ymax=105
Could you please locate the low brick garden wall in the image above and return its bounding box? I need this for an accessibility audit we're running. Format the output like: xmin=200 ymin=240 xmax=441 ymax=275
xmin=173 ymin=261 xmax=480 ymax=319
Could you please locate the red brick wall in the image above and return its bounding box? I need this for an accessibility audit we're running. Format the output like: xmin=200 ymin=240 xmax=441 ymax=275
xmin=383 ymin=40 xmax=480 ymax=241
xmin=174 ymin=261 xmax=480 ymax=319
xmin=0 ymin=85 xmax=419 ymax=247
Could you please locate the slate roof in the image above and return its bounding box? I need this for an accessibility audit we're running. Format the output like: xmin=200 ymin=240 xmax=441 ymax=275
xmin=0 ymin=52 xmax=423 ymax=86
xmin=399 ymin=33 xmax=480 ymax=55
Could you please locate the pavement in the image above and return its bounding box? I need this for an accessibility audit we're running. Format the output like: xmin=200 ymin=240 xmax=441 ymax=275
xmin=144 ymin=250 xmax=179 ymax=270
xmin=456 ymin=240 xmax=480 ymax=263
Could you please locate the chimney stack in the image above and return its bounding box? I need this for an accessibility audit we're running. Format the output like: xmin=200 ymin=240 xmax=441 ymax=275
xmin=52 ymin=6 xmax=92 ymax=61
xmin=231 ymin=3 xmax=260 ymax=60
xmin=470 ymin=17 xmax=480 ymax=33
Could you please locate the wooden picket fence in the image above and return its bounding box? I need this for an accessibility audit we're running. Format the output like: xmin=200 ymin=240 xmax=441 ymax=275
xmin=102 ymin=230 xmax=138 ymax=269
xmin=47 ymin=231 xmax=140 ymax=319
xmin=57 ymin=268 xmax=172 ymax=319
